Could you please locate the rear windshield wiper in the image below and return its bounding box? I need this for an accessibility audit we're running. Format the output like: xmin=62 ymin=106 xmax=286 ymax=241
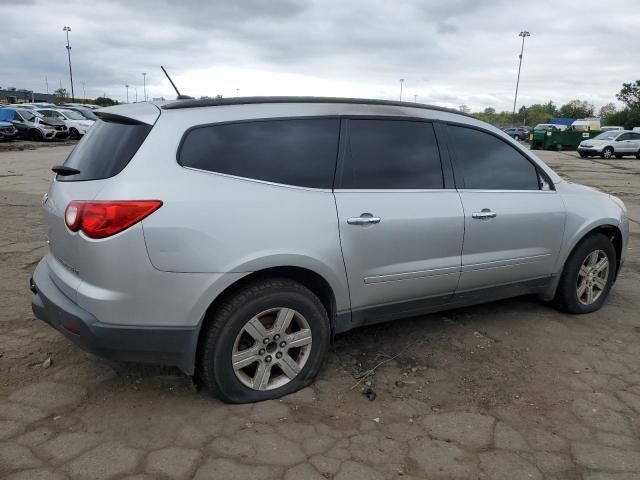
xmin=52 ymin=165 xmax=80 ymax=176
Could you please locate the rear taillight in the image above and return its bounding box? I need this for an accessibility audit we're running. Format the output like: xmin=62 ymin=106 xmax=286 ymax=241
xmin=64 ymin=200 xmax=162 ymax=239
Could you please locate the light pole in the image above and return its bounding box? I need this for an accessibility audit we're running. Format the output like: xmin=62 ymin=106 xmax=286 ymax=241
xmin=82 ymin=82 xmax=86 ymax=99
xmin=63 ymin=26 xmax=75 ymax=103
xmin=142 ymin=72 xmax=147 ymax=101
xmin=399 ymin=78 xmax=405 ymax=101
xmin=512 ymin=30 xmax=530 ymax=116
xmin=414 ymin=94 xmax=418 ymax=103
xmin=134 ymin=86 xmax=138 ymax=103
xmin=125 ymin=84 xmax=129 ymax=103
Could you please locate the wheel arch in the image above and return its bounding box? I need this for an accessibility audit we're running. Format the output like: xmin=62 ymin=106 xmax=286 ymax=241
xmin=192 ymin=265 xmax=343 ymax=376
xmin=544 ymin=222 xmax=624 ymax=301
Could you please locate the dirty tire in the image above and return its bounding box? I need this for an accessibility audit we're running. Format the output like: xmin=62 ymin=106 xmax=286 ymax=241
xmin=554 ymin=233 xmax=616 ymax=314
xmin=197 ymin=278 xmax=330 ymax=403
xmin=601 ymin=147 xmax=614 ymax=159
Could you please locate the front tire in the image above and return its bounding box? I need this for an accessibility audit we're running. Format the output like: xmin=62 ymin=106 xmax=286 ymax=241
xmin=601 ymin=147 xmax=614 ymax=159
xmin=69 ymin=128 xmax=79 ymax=140
xmin=579 ymin=152 xmax=588 ymax=158
xmin=29 ymin=129 xmax=43 ymax=141
xmin=554 ymin=233 xmax=616 ymax=314
xmin=197 ymin=278 xmax=330 ymax=403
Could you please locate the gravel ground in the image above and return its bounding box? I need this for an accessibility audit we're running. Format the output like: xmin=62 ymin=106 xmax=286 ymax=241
xmin=0 ymin=143 xmax=639 ymax=479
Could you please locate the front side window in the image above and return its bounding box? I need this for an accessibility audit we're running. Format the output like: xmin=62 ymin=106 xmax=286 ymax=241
xmin=340 ymin=119 xmax=443 ymax=189
xmin=448 ymin=125 xmax=540 ymax=190
xmin=179 ymin=119 xmax=340 ymax=189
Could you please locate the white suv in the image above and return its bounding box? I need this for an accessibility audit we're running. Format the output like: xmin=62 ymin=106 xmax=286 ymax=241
xmin=578 ymin=130 xmax=640 ymax=159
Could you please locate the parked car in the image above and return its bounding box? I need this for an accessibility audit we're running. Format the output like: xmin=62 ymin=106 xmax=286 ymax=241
xmin=578 ymin=130 xmax=640 ymax=159
xmin=0 ymin=107 xmax=69 ymax=141
xmin=503 ymin=127 xmax=528 ymax=140
xmin=0 ymin=118 xmax=18 ymax=141
xmin=61 ymin=106 xmax=99 ymax=121
xmin=534 ymin=123 xmax=568 ymax=132
xmin=37 ymin=108 xmax=94 ymax=139
xmin=31 ymin=97 xmax=629 ymax=403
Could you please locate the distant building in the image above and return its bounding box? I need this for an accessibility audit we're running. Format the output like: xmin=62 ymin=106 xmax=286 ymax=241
xmin=0 ymin=88 xmax=56 ymax=104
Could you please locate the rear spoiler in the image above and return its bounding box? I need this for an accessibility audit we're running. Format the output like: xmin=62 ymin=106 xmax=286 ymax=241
xmin=95 ymin=112 xmax=144 ymax=125
xmin=94 ymin=102 xmax=161 ymax=126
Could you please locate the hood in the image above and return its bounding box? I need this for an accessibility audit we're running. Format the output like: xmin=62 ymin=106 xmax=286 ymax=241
xmin=38 ymin=117 xmax=65 ymax=127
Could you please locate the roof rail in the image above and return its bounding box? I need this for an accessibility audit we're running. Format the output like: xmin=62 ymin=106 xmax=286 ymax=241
xmin=161 ymin=96 xmax=475 ymax=118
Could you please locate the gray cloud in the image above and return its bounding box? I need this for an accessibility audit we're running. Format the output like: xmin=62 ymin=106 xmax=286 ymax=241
xmin=1 ymin=0 xmax=638 ymax=110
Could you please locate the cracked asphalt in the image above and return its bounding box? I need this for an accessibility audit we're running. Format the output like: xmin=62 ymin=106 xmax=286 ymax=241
xmin=1 ymin=144 xmax=639 ymax=479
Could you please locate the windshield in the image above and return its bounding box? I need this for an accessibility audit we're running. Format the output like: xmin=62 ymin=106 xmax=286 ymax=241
xmin=60 ymin=109 xmax=86 ymax=120
xmin=593 ymin=132 xmax=620 ymax=140
xmin=75 ymin=109 xmax=98 ymax=120
xmin=18 ymin=110 xmax=38 ymax=122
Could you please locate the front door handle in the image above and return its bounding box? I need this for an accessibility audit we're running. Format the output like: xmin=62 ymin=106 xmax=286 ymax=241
xmin=472 ymin=208 xmax=497 ymax=220
xmin=347 ymin=213 xmax=381 ymax=225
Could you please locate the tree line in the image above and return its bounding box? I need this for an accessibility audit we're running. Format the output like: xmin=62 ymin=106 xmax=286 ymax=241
xmin=473 ymin=80 xmax=640 ymax=130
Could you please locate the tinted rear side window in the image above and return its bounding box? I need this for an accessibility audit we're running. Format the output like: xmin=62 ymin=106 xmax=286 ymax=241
xmin=340 ymin=119 xmax=443 ymax=189
xmin=448 ymin=125 xmax=539 ymax=190
xmin=58 ymin=119 xmax=152 ymax=182
xmin=179 ymin=119 xmax=340 ymax=188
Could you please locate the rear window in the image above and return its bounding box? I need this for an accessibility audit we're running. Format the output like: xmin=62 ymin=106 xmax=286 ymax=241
xmin=57 ymin=119 xmax=152 ymax=182
xmin=178 ymin=119 xmax=340 ymax=188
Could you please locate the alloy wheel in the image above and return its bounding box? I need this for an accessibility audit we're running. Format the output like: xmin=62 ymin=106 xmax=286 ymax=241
xmin=232 ymin=307 xmax=312 ymax=390
xmin=576 ymin=250 xmax=609 ymax=305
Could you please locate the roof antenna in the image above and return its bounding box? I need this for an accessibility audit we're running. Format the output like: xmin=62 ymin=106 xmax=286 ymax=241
xmin=160 ymin=65 xmax=193 ymax=100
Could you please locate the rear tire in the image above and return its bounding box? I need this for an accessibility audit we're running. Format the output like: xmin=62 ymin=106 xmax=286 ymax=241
xmin=601 ymin=147 xmax=614 ymax=159
xmin=554 ymin=233 xmax=616 ymax=314
xmin=197 ymin=278 xmax=330 ymax=403
xmin=635 ymin=150 xmax=640 ymax=160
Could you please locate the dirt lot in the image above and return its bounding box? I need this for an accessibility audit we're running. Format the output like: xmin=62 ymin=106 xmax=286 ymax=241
xmin=1 ymin=143 xmax=639 ymax=480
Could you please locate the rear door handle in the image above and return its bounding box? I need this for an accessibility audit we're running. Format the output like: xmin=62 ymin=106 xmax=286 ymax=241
xmin=472 ymin=209 xmax=497 ymax=220
xmin=347 ymin=214 xmax=381 ymax=225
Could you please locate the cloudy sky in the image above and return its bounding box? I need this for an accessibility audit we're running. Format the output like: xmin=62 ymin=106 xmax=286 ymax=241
xmin=2 ymin=0 xmax=638 ymax=111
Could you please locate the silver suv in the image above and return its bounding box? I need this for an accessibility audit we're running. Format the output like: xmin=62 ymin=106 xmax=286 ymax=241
xmin=31 ymin=97 xmax=629 ymax=403
xmin=578 ymin=130 xmax=640 ymax=159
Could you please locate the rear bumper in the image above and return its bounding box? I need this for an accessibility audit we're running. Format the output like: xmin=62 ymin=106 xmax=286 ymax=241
xmin=31 ymin=258 xmax=198 ymax=374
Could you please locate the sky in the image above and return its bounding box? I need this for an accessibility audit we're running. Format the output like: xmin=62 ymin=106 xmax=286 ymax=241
xmin=1 ymin=0 xmax=638 ymax=112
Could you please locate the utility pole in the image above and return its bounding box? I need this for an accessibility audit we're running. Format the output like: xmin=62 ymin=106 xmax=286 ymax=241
xmin=125 ymin=84 xmax=129 ymax=103
xmin=142 ymin=72 xmax=147 ymax=101
xmin=63 ymin=26 xmax=75 ymax=102
xmin=399 ymin=78 xmax=405 ymax=101
xmin=512 ymin=30 xmax=531 ymax=116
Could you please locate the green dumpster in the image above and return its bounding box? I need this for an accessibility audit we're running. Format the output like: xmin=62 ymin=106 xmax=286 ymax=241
xmin=531 ymin=128 xmax=602 ymax=151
